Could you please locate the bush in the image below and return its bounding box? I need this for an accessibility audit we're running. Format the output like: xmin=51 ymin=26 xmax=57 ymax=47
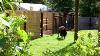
xmin=0 ymin=13 xmax=32 ymax=56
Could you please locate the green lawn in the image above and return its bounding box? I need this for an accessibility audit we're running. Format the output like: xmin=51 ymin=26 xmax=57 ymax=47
xmin=0 ymin=30 xmax=99 ymax=56
xmin=29 ymin=31 xmax=74 ymax=56
xmin=28 ymin=30 xmax=98 ymax=56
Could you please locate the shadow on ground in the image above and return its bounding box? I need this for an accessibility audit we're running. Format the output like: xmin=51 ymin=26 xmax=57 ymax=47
xmin=56 ymin=37 xmax=64 ymax=41
xmin=43 ymin=42 xmax=75 ymax=56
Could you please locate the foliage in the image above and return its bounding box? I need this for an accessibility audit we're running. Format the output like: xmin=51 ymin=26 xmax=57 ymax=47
xmin=17 ymin=27 xmax=28 ymax=43
xmin=79 ymin=0 xmax=100 ymax=16
xmin=95 ymin=2 xmax=100 ymax=15
xmin=0 ymin=13 xmax=32 ymax=56
xmin=0 ymin=0 xmax=33 ymax=56
xmin=98 ymin=32 xmax=100 ymax=47
xmin=67 ymin=31 xmax=99 ymax=56
xmin=43 ymin=0 xmax=74 ymax=12
xmin=80 ymin=0 xmax=100 ymax=16
xmin=0 ymin=0 xmax=22 ymax=13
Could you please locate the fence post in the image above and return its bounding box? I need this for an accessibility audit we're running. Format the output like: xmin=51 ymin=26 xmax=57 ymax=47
xmin=46 ymin=18 xmax=47 ymax=30
xmin=52 ymin=12 xmax=55 ymax=34
xmin=40 ymin=11 xmax=43 ymax=37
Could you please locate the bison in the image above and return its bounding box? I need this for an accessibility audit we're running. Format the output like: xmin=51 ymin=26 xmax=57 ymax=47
xmin=58 ymin=26 xmax=67 ymax=39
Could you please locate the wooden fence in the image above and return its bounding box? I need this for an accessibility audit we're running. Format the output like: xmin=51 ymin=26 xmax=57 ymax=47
xmin=9 ymin=10 xmax=41 ymax=38
xmin=9 ymin=10 xmax=70 ymax=38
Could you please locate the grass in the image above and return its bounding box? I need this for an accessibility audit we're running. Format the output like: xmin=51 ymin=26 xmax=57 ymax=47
xmin=29 ymin=31 xmax=74 ymax=56
xmin=0 ymin=30 xmax=98 ymax=56
xmin=28 ymin=30 xmax=98 ymax=56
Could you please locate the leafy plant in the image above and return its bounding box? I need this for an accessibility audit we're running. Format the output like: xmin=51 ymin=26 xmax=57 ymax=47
xmin=0 ymin=12 xmax=32 ymax=56
xmin=67 ymin=32 xmax=99 ymax=56
xmin=0 ymin=0 xmax=33 ymax=56
xmin=0 ymin=0 xmax=22 ymax=13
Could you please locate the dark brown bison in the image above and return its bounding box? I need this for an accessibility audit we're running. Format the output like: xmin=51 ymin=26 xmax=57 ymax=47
xmin=58 ymin=26 xmax=67 ymax=39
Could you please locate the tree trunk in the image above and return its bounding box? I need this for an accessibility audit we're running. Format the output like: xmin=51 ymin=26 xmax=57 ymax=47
xmin=98 ymin=14 xmax=100 ymax=46
xmin=74 ymin=0 xmax=79 ymax=41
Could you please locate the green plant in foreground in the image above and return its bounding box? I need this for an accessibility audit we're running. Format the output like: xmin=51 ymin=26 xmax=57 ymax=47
xmin=0 ymin=13 xmax=32 ymax=56
xmin=67 ymin=32 xmax=99 ymax=56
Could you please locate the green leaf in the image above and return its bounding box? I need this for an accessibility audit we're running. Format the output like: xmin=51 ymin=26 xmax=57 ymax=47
xmin=17 ymin=27 xmax=28 ymax=43
xmin=0 ymin=13 xmax=6 ymax=17
xmin=0 ymin=17 xmax=10 ymax=27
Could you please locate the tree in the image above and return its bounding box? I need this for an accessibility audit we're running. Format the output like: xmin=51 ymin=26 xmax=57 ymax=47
xmin=74 ymin=0 xmax=79 ymax=41
xmin=43 ymin=0 xmax=74 ymax=12
xmin=97 ymin=2 xmax=100 ymax=47
xmin=80 ymin=0 xmax=96 ymax=16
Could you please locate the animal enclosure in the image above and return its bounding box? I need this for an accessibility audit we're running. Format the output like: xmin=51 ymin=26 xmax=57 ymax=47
xmin=8 ymin=10 xmax=75 ymax=38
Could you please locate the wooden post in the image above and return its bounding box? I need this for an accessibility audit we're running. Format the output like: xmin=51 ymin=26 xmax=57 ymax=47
xmin=74 ymin=0 xmax=79 ymax=41
xmin=40 ymin=11 xmax=43 ymax=37
xmin=46 ymin=18 xmax=47 ymax=30
xmin=52 ymin=12 xmax=55 ymax=34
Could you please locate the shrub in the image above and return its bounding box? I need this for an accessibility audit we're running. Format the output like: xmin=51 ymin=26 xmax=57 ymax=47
xmin=0 ymin=13 xmax=32 ymax=56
